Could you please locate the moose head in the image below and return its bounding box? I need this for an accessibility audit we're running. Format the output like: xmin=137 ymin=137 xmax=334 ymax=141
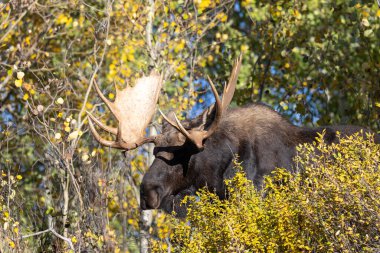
xmin=88 ymin=56 xmax=242 ymax=216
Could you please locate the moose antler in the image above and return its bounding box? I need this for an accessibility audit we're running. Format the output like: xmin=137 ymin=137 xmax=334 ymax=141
xmin=160 ymin=55 xmax=242 ymax=149
xmin=87 ymin=71 xmax=163 ymax=150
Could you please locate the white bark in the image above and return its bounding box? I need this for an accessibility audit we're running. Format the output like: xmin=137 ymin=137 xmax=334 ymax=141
xmin=140 ymin=126 xmax=156 ymax=253
xmin=140 ymin=0 xmax=156 ymax=252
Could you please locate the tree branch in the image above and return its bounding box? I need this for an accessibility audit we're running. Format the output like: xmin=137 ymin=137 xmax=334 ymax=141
xmin=21 ymin=227 xmax=74 ymax=250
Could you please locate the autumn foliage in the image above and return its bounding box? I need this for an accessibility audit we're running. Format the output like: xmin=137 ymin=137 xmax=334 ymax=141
xmin=1 ymin=0 xmax=380 ymax=252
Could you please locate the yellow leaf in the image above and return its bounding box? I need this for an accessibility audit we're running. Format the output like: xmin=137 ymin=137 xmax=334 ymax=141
xmin=86 ymin=102 xmax=93 ymax=110
xmin=55 ymin=133 xmax=62 ymax=140
xmin=15 ymin=79 xmax=22 ymax=87
xmin=9 ymin=241 xmax=15 ymax=249
xmin=17 ymin=71 xmax=25 ymax=79
xmin=56 ymin=13 xmax=72 ymax=26
xmin=161 ymin=33 xmax=168 ymax=41
xmin=280 ymin=101 xmax=289 ymax=110
xmin=361 ymin=11 xmax=369 ymax=17
xmin=241 ymin=44 xmax=249 ymax=52
xmin=293 ymin=10 xmax=301 ymax=19
xmin=81 ymin=154 xmax=89 ymax=162
xmin=68 ymin=131 xmax=79 ymax=141
xmin=361 ymin=18 xmax=370 ymax=27
xmin=174 ymin=40 xmax=185 ymax=53
xmin=216 ymin=12 xmax=227 ymax=22
xmin=16 ymin=175 xmax=22 ymax=180
xmin=56 ymin=97 xmax=64 ymax=105
xmin=375 ymin=102 xmax=380 ymax=108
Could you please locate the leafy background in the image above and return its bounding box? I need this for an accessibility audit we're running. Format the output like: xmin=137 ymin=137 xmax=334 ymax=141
xmin=0 ymin=0 xmax=379 ymax=252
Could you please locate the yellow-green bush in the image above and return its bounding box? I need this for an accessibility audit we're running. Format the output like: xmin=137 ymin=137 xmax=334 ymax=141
xmin=153 ymin=133 xmax=380 ymax=252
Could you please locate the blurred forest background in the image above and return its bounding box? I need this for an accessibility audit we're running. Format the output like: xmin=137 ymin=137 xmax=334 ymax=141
xmin=0 ymin=0 xmax=379 ymax=252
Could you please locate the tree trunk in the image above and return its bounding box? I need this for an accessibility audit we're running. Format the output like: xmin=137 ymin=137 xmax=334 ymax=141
xmin=139 ymin=126 xmax=156 ymax=253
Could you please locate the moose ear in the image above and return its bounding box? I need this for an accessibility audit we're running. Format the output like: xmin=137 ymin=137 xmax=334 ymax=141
xmin=189 ymin=104 xmax=217 ymax=131
xmin=162 ymin=111 xmax=176 ymax=131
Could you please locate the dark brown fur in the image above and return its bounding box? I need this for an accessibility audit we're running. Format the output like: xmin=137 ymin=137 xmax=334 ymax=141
xmin=140 ymin=103 xmax=379 ymax=217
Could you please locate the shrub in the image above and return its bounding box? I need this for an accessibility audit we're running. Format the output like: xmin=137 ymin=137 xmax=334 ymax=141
xmin=153 ymin=133 xmax=380 ymax=252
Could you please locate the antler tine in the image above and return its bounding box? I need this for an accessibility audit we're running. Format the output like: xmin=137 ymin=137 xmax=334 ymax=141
xmin=93 ymin=80 xmax=118 ymax=119
xmin=203 ymin=76 xmax=223 ymax=139
xmin=87 ymin=111 xmax=118 ymax=135
xmin=88 ymin=117 xmax=122 ymax=149
xmin=159 ymin=56 xmax=242 ymax=150
xmin=203 ymin=55 xmax=242 ymax=140
xmin=158 ymin=109 xmax=193 ymax=140
xmin=173 ymin=114 xmax=194 ymax=140
xmin=222 ymin=54 xmax=242 ymax=111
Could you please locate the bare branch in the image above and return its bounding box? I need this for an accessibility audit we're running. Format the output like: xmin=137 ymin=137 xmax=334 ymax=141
xmin=21 ymin=227 xmax=74 ymax=250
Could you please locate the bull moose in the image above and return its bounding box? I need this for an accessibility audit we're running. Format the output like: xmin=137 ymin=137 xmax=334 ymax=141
xmin=88 ymin=56 xmax=379 ymax=217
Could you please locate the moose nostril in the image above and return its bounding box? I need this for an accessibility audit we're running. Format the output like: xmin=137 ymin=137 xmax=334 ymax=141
xmin=148 ymin=188 xmax=161 ymax=209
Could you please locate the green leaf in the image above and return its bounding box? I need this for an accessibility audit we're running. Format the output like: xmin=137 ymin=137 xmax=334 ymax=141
xmin=363 ymin=29 xmax=373 ymax=37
